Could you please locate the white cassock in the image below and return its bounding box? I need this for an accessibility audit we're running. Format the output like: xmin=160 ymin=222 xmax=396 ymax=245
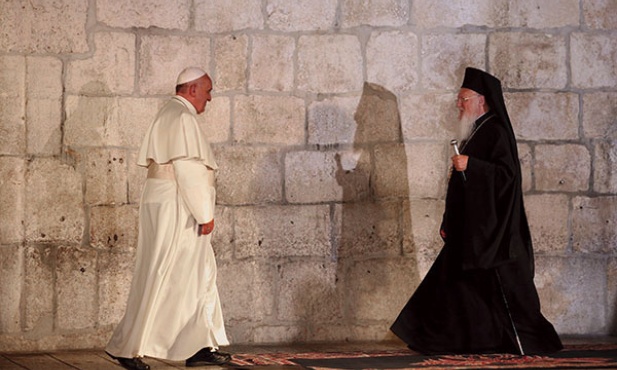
xmin=106 ymin=96 xmax=229 ymax=361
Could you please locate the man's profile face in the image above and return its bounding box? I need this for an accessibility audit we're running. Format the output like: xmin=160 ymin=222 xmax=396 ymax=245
xmin=194 ymin=76 xmax=213 ymax=114
xmin=456 ymin=87 xmax=483 ymax=121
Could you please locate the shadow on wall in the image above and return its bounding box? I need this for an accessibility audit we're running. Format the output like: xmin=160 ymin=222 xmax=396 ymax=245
xmin=292 ymin=82 xmax=421 ymax=342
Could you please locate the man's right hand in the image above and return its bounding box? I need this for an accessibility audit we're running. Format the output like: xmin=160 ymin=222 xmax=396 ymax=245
xmin=198 ymin=219 xmax=215 ymax=236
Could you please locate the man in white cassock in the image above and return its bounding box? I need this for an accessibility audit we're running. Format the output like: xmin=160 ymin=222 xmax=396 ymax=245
xmin=105 ymin=68 xmax=231 ymax=370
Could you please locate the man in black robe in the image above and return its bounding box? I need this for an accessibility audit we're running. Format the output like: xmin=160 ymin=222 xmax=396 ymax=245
xmin=390 ymin=67 xmax=562 ymax=355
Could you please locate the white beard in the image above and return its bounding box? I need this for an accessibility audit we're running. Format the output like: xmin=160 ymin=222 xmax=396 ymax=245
xmin=457 ymin=112 xmax=477 ymax=143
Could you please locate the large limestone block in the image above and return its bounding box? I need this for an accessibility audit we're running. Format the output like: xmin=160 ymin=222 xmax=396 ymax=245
xmin=535 ymin=144 xmax=591 ymax=192
xmin=26 ymin=57 xmax=62 ymax=154
xmin=194 ymin=0 xmax=263 ymax=33
xmin=374 ymin=144 xmax=410 ymax=199
xmin=308 ymin=96 xmax=360 ymax=145
xmin=285 ymin=151 xmax=343 ymax=203
xmin=524 ymin=194 xmax=569 ymax=253
xmin=0 ymin=0 xmax=88 ymax=53
xmin=518 ymin=143 xmax=532 ymax=192
xmin=97 ymin=250 xmax=135 ymax=326
xmin=400 ymin=93 xmax=457 ymax=141
xmin=353 ymin=83 xmax=402 ymax=144
xmin=333 ymin=201 xmax=403 ymax=258
xmin=214 ymin=146 xmax=283 ymax=205
xmin=582 ymin=92 xmax=617 ymax=139
xmin=297 ymin=35 xmax=363 ymax=93
xmin=203 ymin=96 xmax=231 ymax=144
xmin=421 ymin=35 xmax=486 ymax=91
xmin=584 ymin=0 xmax=617 ymax=29
xmin=345 ymin=258 xmax=419 ymax=322
xmin=249 ymin=35 xmax=295 ymax=92
xmin=84 ymin=148 xmax=128 ymax=206
xmin=594 ymin=141 xmax=617 ymax=193
xmin=253 ymin=325 xmax=305 ymax=343
xmin=0 ymin=157 xmax=25 ymax=244
xmin=402 ymin=199 xmax=444 ymax=278
xmin=234 ymin=205 xmax=331 ymax=258
xmin=266 ymin=0 xmax=336 ymax=31
xmin=25 ymin=158 xmax=84 ymax=243
xmin=366 ymin=31 xmax=418 ymax=93
xmin=330 ymin=149 xmax=371 ymax=202
xmin=572 ymin=196 xmax=617 ymax=254
xmin=412 ymin=0 xmax=506 ymax=28
xmin=0 ymin=245 xmax=23 ymax=333
xmin=56 ymin=246 xmax=97 ymax=330
xmin=65 ymin=96 xmax=117 ymax=147
xmin=571 ymin=33 xmax=617 ymax=89
xmin=506 ymin=0 xmax=579 ymax=28
xmin=0 ymin=56 xmax=26 ymax=155
xmin=66 ymin=32 xmax=135 ymax=95
xmin=534 ymin=256 xmax=606 ymax=334
xmin=277 ymin=261 xmax=343 ymax=322
xmin=505 ymin=92 xmax=579 ymax=140
xmin=490 ymin=33 xmax=567 ymax=89
xmin=24 ymin=245 xmax=54 ymax=332
xmin=97 ymin=0 xmax=190 ymax=30
xmin=214 ymin=35 xmax=248 ymax=92
xmin=139 ymin=35 xmax=210 ymax=95
xmin=117 ymin=97 xmax=166 ymax=148
xmin=405 ymin=142 xmax=448 ymax=199
xmin=340 ymin=0 xmax=409 ymax=27
xmin=234 ymin=95 xmax=305 ymax=145
xmin=217 ymin=260 xmax=275 ymax=322
xmin=90 ymin=205 xmax=139 ymax=251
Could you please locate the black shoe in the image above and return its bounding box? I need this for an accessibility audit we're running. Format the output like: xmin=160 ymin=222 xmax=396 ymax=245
xmin=106 ymin=351 xmax=151 ymax=370
xmin=185 ymin=347 xmax=232 ymax=367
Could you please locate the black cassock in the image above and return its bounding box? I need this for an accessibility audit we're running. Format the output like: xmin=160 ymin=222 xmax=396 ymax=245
xmin=391 ymin=113 xmax=562 ymax=355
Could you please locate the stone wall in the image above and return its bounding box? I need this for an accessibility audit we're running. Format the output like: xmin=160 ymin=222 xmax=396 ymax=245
xmin=0 ymin=0 xmax=616 ymax=352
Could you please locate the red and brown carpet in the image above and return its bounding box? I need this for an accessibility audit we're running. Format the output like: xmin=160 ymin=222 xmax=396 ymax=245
xmin=229 ymin=344 xmax=617 ymax=369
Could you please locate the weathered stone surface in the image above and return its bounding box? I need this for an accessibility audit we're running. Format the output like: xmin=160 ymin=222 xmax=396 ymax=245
xmin=139 ymin=35 xmax=210 ymax=95
xmin=354 ymin=83 xmax=402 ymax=143
xmin=97 ymin=0 xmax=190 ymax=29
xmin=490 ymin=33 xmax=567 ymax=89
xmin=421 ymin=35 xmax=486 ymax=90
xmin=194 ymin=0 xmax=263 ymax=33
xmin=234 ymin=205 xmax=331 ymax=258
xmin=505 ymin=92 xmax=579 ymax=140
xmin=253 ymin=325 xmax=305 ymax=343
xmin=84 ymin=148 xmax=128 ymax=206
xmin=127 ymin=151 xmax=147 ymax=205
xmin=277 ymin=261 xmax=343 ymax=322
xmin=583 ymin=0 xmax=617 ymax=29
xmin=534 ymin=256 xmax=606 ymax=334
xmin=285 ymin=151 xmax=342 ymax=203
xmin=331 ymin=150 xmax=372 ymax=202
xmin=405 ymin=142 xmax=448 ymax=199
xmin=400 ymin=93 xmax=457 ymax=141
xmin=66 ymin=32 xmax=135 ymax=95
xmin=234 ymin=95 xmax=305 ymax=145
xmin=333 ymin=201 xmax=402 ymax=258
xmin=0 ymin=0 xmax=88 ymax=53
xmin=249 ymin=35 xmax=295 ymax=92
xmin=90 ymin=205 xmax=139 ymax=251
xmin=117 ymin=97 xmax=166 ymax=149
xmin=25 ymin=158 xmax=84 ymax=243
xmin=535 ymin=145 xmax=591 ymax=192
xmin=518 ymin=143 xmax=533 ymax=192
xmin=403 ymin=199 xmax=443 ymax=278
xmin=266 ymin=0 xmax=336 ymax=31
xmin=65 ymin=96 xmax=116 ymax=148
xmin=366 ymin=31 xmax=418 ymax=93
xmin=0 ymin=157 xmax=25 ymax=244
xmin=412 ymin=0 xmax=506 ymax=28
xmin=210 ymin=205 xmax=234 ymax=262
xmin=571 ymin=33 xmax=617 ymax=89
xmin=218 ymin=260 xmax=275 ymax=322
xmin=525 ymin=194 xmax=569 ymax=253
xmin=506 ymin=0 xmax=579 ymax=28
xmin=572 ymin=196 xmax=617 ymax=254
xmin=583 ymin=93 xmax=617 ymax=140
xmin=374 ymin=144 xmax=409 ymax=199
xmin=0 ymin=245 xmax=23 ymax=333
xmin=56 ymin=246 xmax=97 ymax=330
xmin=345 ymin=258 xmax=419 ymax=322
xmin=0 ymin=56 xmax=26 ymax=155
xmin=23 ymin=245 xmax=54 ymax=332
xmin=340 ymin=0 xmax=409 ymax=27
xmin=97 ymin=250 xmax=134 ymax=326
xmin=203 ymin=96 xmax=232 ymax=144
xmin=214 ymin=146 xmax=283 ymax=205
xmin=297 ymin=35 xmax=363 ymax=93
xmin=214 ymin=35 xmax=248 ymax=92
xmin=308 ymin=96 xmax=361 ymax=145
xmin=594 ymin=140 xmax=617 ymax=193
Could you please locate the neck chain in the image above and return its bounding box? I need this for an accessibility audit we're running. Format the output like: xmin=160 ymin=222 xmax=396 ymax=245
xmin=460 ymin=113 xmax=495 ymax=152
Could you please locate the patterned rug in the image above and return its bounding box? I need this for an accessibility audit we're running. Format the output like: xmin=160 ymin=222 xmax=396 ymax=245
xmin=229 ymin=344 xmax=617 ymax=369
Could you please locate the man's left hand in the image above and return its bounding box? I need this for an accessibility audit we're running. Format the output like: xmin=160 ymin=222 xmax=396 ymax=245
xmin=198 ymin=219 xmax=215 ymax=236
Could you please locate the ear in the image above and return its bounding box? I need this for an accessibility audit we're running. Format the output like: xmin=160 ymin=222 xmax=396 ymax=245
xmin=189 ymin=83 xmax=197 ymax=96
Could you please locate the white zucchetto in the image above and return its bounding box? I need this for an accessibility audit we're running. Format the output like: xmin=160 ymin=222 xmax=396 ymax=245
xmin=176 ymin=67 xmax=207 ymax=85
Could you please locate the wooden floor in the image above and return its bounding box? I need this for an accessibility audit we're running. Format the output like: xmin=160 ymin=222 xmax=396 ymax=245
xmin=0 ymin=337 xmax=614 ymax=369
